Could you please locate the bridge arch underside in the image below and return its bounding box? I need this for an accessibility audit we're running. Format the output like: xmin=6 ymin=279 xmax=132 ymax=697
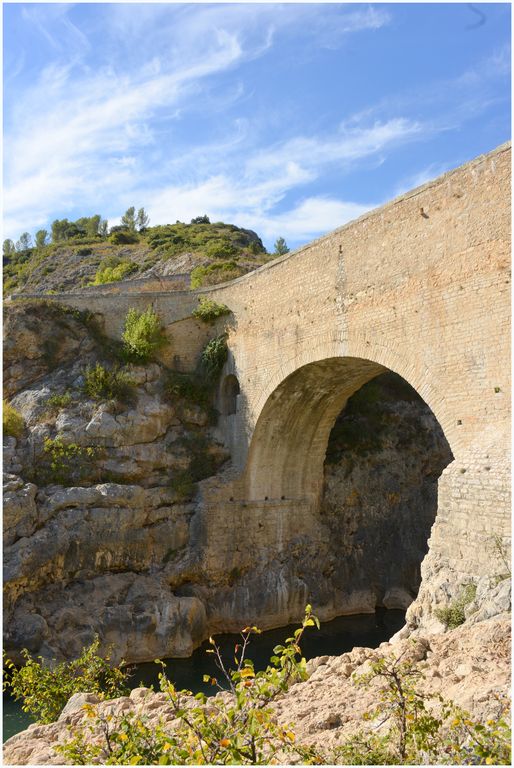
xmin=243 ymin=356 xmax=454 ymax=505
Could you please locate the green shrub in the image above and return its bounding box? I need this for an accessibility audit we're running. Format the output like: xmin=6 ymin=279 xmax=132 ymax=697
xmin=204 ymin=238 xmax=236 ymax=260
xmin=83 ymin=363 xmax=135 ymax=403
xmin=122 ymin=306 xmax=166 ymax=363
xmin=38 ymin=436 xmax=100 ymax=485
xmin=90 ymin=260 xmax=137 ymax=286
xmin=3 ymin=637 xmax=129 ymax=725
xmin=190 ymin=215 xmax=210 ymax=224
xmin=166 ymin=371 xmax=211 ymax=409
xmin=108 ymin=230 xmax=139 ymax=245
xmin=200 ymin=335 xmax=228 ymax=380
xmin=76 ymin=247 xmax=93 ymax=257
xmin=57 ymin=608 xmax=320 ymax=765
xmin=3 ymin=401 xmax=24 ymax=438
xmin=37 ymin=609 xmax=511 ymax=766
xmin=45 ymin=391 xmax=72 ymax=413
xmin=334 ymin=652 xmax=511 ymax=765
xmin=190 ymin=261 xmax=244 ymax=289
xmin=435 ymin=583 xmax=477 ymax=629
xmin=192 ymin=297 xmax=231 ymax=324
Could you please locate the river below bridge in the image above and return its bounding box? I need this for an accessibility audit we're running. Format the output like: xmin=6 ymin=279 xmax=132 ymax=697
xmin=3 ymin=609 xmax=405 ymax=742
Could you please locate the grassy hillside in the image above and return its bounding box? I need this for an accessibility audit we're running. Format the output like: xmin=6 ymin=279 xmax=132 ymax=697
xmin=3 ymin=220 xmax=272 ymax=296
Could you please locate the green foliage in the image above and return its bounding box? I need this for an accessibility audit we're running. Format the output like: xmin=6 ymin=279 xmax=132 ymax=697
xmin=136 ymin=208 xmax=150 ymax=232
xmin=3 ymin=238 xmax=16 ymax=258
xmin=3 ymin=401 xmax=24 ymax=438
xmin=51 ymin=219 xmax=78 ymax=241
xmin=35 ymin=435 xmax=101 ymax=485
xmin=334 ymin=651 xmax=511 ymax=765
xmin=490 ymin=534 xmax=511 ymax=579
xmin=192 ymin=296 xmax=231 ymax=324
xmin=57 ymin=607 xmax=321 ymax=765
xmin=16 ymin=232 xmax=32 ymax=251
xmin=109 ymin=229 xmax=139 ymax=245
xmin=90 ymin=259 xmax=138 ymax=286
xmin=204 ymin=238 xmax=237 ymax=260
xmin=166 ymin=371 xmax=211 ymax=410
xmin=273 ymin=236 xmax=290 ymax=255
xmin=83 ymin=363 xmax=135 ymax=403
xmin=190 ymin=261 xmax=244 ymax=289
xmin=121 ymin=206 xmax=137 ymax=231
xmin=434 ymin=583 xmax=477 ymax=629
xmin=146 ymin=220 xmax=264 ymax=263
xmin=3 ymin=637 xmax=129 ymax=725
xmin=45 ymin=391 xmax=72 ymax=414
xmin=190 ymin=215 xmax=210 ymax=224
xmin=200 ymin=335 xmax=228 ymax=380
xmin=122 ymin=306 xmax=167 ymax=363
xmin=35 ymin=229 xmax=49 ymax=249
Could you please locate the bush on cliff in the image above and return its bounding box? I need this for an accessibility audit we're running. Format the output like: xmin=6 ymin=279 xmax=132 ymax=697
xmin=192 ymin=296 xmax=231 ymax=324
xmin=200 ymin=334 xmax=228 ymax=380
xmin=89 ymin=259 xmax=138 ymax=286
xmin=83 ymin=363 xmax=135 ymax=404
xmin=3 ymin=400 xmax=24 ymax=438
xmin=3 ymin=637 xmax=129 ymax=725
xmin=122 ymin=306 xmax=167 ymax=363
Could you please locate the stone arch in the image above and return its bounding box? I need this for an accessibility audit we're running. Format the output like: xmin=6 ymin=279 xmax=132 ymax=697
xmin=242 ymin=348 xmax=457 ymax=503
xmin=220 ymin=374 xmax=240 ymax=416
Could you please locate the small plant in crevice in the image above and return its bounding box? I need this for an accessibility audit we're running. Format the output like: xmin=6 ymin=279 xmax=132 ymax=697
xmin=44 ymin=391 xmax=72 ymax=414
xmin=200 ymin=334 xmax=228 ymax=381
xmin=34 ymin=435 xmax=102 ymax=485
xmin=434 ymin=583 xmax=477 ymax=629
xmin=121 ymin=306 xmax=167 ymax=363
xmin=490 ymin=533 xmax=511 ymax=580
xmin=3 ymin=401 xmax=25 ymax=438
xmin=192 ymin=296 xmax=231 ymax=324
xmin=83 ymin=363 xmax=135 ymax=404
xmin=165 ymin=371 xmax=211 ymax=411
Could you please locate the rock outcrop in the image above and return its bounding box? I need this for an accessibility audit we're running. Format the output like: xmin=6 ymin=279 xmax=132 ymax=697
xmin=3 ymin=301 xmax=508 ymax=665
xmin=3 ymin=615 xmax=510 ymax=765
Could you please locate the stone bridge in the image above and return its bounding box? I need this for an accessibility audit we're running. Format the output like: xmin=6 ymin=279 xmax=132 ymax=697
xmin=41 ymin=143 xmax=511 ymax=632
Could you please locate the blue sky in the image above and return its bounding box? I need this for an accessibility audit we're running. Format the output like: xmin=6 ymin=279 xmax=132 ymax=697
xmin=3 ymin=2 xmax=511 ymax=251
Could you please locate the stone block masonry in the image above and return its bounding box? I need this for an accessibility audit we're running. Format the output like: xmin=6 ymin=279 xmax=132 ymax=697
xmin=25 ymin=143 xmax=511 ymax=631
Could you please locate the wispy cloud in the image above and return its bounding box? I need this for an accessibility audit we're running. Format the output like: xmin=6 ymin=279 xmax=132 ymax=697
xmin=3 ymin=4 xmax=509 ymax=249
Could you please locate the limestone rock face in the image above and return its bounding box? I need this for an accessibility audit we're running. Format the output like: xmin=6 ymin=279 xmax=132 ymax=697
xmin=3 ymin=302 xmax=96 ymax=398
xmin=3 ymin=304 xmax=509 ymax=667
xmin=3 ymin=616 xmax=510 ymax=765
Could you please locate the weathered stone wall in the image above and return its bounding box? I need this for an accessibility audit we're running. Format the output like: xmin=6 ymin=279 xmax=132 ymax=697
xmin=18 ymin=143 xmax=510 ymax=633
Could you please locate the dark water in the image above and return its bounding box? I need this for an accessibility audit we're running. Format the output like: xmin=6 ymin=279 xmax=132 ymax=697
xmin=3 ymin=609 xmax=405 ymax=742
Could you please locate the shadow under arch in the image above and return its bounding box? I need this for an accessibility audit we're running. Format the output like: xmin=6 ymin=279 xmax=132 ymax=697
xmin=242 ymin=354 xmax=456 ymax=503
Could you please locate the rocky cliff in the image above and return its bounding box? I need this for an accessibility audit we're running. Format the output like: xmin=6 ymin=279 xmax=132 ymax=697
xmin=3 ymin=297 xmax=472 ymax=666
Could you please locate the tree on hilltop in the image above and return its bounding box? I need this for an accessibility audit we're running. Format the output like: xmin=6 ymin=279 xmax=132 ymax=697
xmin=121 ymin=207 xmax=136 ymax=232
xmin=16 ymin=232 xmax=32 ymax=251
xmin=136 ymin=208 xmax=150 ymax=232
xmin=3 ymin=239 xmax=16 ymax=259
xmin=273 ymin=236 xmax=289 ymax=256
xmin=35 ymin=230 xmax=49 ymax=248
